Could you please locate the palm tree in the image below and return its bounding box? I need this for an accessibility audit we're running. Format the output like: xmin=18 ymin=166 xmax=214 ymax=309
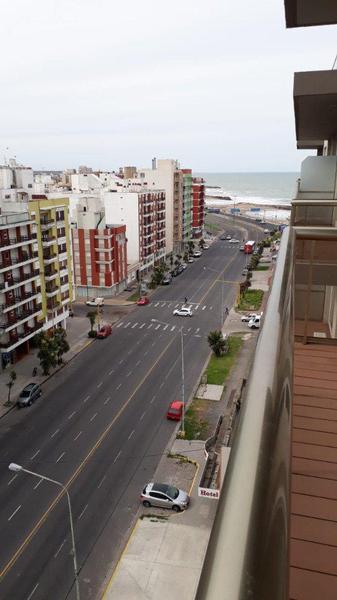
xmin=4 ymin=370 xmax=17 ymax=407
xmin=207 ymin=330 xmax=228 ymax=357
xmin=87 ymin=311 xmax=96 ymax=332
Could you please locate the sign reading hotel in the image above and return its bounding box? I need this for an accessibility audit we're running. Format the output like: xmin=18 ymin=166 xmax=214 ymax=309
xmin=198 ymin=487 xmax=220 ymax=499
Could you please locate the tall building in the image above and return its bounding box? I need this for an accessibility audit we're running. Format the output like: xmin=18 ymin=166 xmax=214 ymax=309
xmin=104 ymin=187 xmax=166 ymax=276
xmin=181 ymin=169 xmax=193 ymax=242
xmin=0 ymin=212 xmax=42 ymax=367
xmin=192 ymin=177 xmax=205 ymax=239
xmin=29 ymin=196 xmax=73 ymax=330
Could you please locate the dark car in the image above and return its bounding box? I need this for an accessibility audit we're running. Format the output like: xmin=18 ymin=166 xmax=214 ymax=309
xmin=17 ymin=383 xmax=42 ymax=408
xmin=176 ymin=264 xmax=184 ymax=274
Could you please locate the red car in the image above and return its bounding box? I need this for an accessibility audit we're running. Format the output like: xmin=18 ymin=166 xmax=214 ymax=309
xmin=97 ymin=324 xmax=112 ymax=338
xmin=166 ymin=400 xmax=184 ymax=421
xmin=137 ymin=296 xmax=150 ymax=306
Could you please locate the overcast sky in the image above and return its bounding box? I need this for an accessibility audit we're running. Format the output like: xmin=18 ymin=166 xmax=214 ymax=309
xmin=1 ymin=0 xmax=336 ymax=172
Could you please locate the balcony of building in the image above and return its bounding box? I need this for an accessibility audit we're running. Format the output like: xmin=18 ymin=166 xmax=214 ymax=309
xmin=0 ymin=269 xmax=40 ymax=292
xmin=0 ymin=320 xmax=44 ymax=352
xmin=40 ymin=217 xmax=54 ymax=231
xmin=0 ymin=233 xmax=36 ymax=251
xmin=1 ymin=290 xmax=40 ymax=313
xmin=0 ymin=304 xmax=43 ymax=332
xmin=42 ymin=235 xmax=57 ymax=248
xmin=44 ymin=268 xmax=58 ymax=281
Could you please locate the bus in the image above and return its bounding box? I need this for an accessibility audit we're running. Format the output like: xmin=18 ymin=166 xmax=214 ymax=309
xmin=244 ymin=240 xmax=256 ymax=254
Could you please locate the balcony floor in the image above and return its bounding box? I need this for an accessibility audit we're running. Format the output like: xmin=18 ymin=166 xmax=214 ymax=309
xmin=295 ymin=319 xmax=331 ymax=339
xmin=290 ymin=342 xmax=337 ymax=599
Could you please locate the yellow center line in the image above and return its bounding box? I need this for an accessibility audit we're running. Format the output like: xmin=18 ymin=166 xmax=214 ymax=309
xmin=197 ymin=253 xmax=238 ymax=306
xmin=0 ymin=334 xmax=177 ymax=582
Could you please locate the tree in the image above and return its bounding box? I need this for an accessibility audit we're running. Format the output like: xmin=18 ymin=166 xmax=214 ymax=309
xmin=87 ymin=311 xmax=96 ymax=332
xmin=188 ymin=241 xmax=195 ymax=254
xmin=169 ymin=255 xmax=174 ymax=267
xmin=4 ymin=370 xmax=17 ymax=407
xmin=53 ymin=327 xmax=70 ymax=364
xmin=34 ymin=331 xmax=58 ymax=376
xmin=151 ymin=265 xmax=165 ymax=286
xmin=208 ymin=330 xmax=228 ymax=357
xmin=199 ymin=238 xmax=205 ymax=249
xmin=183 ymin=251 xmax=189 ymax=263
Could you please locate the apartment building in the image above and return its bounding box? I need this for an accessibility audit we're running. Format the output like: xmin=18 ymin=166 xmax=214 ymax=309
xmin=72 ymin=199 xmax=127 ymax=297
xmin=181 ymin=169 xmax=193 ymax=242
xmin=104 ymin=187 xmax=166 ymax=275
xmin=192 ymin=177 xmax=205 ymax=239
xmin=29 ymin=196 xmax=73 ymax=330
xmin=0 ymin=212 xmax=42 ymax=367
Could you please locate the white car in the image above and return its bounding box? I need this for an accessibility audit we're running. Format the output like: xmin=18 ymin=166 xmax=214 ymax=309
xmin=187 ymin=257 xmax=194 ymax=263
xmin=248 ymin=315 xmax=261 ymax=329
xmin=229 ymin=238 xmax=240 ymax=243
xmin=264 ymin=229 xmax=269 ymax=234
xmin=241 ymin=312 xmax=259 ymax=322
xmin=193 ymin=250 xmax=202 ymax=258
xmin=203 ymin=245 xmax=209 ymax=250
xmin=225 ymin=235 xmax=232 ymax=240
xmin=173 ymin=307 xmax=193 ymax=317
xmin=86 ymin=297 xmax=104 ymax=307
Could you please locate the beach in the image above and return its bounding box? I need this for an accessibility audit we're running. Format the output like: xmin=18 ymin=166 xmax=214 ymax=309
xmin=206 ymin=197 xmax=291 ymax=224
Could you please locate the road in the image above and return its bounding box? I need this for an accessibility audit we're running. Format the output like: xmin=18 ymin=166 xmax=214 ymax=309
xmin=0 ymin=221 xmax=262 ymax=600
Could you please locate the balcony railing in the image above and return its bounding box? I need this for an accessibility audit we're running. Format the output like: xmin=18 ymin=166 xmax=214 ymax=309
xmin=196 ymin=227 xmax=294 ymax=600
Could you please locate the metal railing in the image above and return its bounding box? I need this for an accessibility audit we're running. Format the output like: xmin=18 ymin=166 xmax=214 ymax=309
xmin=196 ymin=226 xmax=294 ymax=600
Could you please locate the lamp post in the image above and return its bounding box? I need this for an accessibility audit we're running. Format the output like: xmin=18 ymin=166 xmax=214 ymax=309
xmin=151 ymin=319 xmax=185 ymax=436
xmin=203 ymin=266 xmax=224 ymax=329
xmin=8 ymin=463 xmax=80 ymax=600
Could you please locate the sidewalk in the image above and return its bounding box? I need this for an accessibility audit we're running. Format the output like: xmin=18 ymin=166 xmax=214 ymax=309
xmin=0 ymin=315 xmax=93 ymax=418
xmin=102 ymin=262 xmax=273 ymax=600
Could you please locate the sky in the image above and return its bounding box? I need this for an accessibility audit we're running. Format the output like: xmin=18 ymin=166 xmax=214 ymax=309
xmin=0 ymin=0 xmax=336 ymax=172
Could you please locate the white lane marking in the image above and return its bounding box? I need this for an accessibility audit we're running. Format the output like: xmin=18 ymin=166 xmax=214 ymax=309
xmin=97 ymin=382 xmax=103 ymax=389
xmin=98 ymin=475 xmax=106 ymax=489
xmin=160 ymin=381 xmax=165 ymax=389
xmin=202 ymin=306 xmax=206 ymax=311
xmin=187 ymin=327 xmax=191 ymax=332
xmin=68 ymin=411 xmax=76 ymax=420
xmin=195 ymin=334 xmax=202 ymax=338
xmin=8 ymin=474 xmax=18 ymax=486
xmin=209 ymin=306 xmax=213 ymax=310
xmin=136 ymin=360 xmax=141 ymax=366
xmin=33 ymin=478 xmax=43 ymax=490
xmin=54 ymin=539 xmax=66 ymax=558
xmin=51 ymin=429 xmax=59 ymax=438
xmin=163 ymin=324 xmax=168 ymax=331
xmin=127 ymin=371 xmax=132 ymax=377
xmin=195 ymin=328 xmax=200 ymax=334
xmin=108 ymin=369 xmax=114 ymax=376
xmin=83 ymin=395 xmax=90 ymax=403
xmin=90 ymin=413 xmax=98 ymax=422
xmin=116 ymin=322 xmax=123 ymax=328
xmin=154 ymin=302 xmax=159 ymax=307
xmin=124 ymin=322 xmax=131 ymax=328
xmin=56 ymin=452 xmax=65 ymax=463
xmin=118 ymin=360 xmax=123 ymax=365
xmin=104 ymin=396 xmax=111 ymax=405
xmin=140 ymin=411 xmax=146 ymax=421
xmin=139 ymin=323 xmax=145 ymax=329
xmin=168 ymin=303 xmax=172 ymax=307
xmin=161 ymin=302 xmax=166 ymax=307
xmin=151 ymin=342 xmax=156 ymax=347
xmin=74 ymin=431 xmax=82 ymax=441
xmin=150 ymin=396 xmax=156 ymax=404
xmin=8 ymin=505 xmax=21 ymax=521
xmin=195 ymin=304 xmax=199 ymax=310
xmin=131 ymin=322 xmax=138 ymax=329
xmin=171 ymin=326 xmax=176 ymax=332
xmin=147 ymin=323 xmax=153 ymax=329
xmin=114 ymin=450 xmax=122 ymax=463
xmin=155 ymin=324 xmax=160 ymax=330
xmin=78 ymin=504 xmax=88 ymax=520
xmin=174 ymin=303 xmax=179 ymax=308
xmin=128 ymin=430 xmax=135 ymax=440
xmin=116 ymin=383 xmax=121 ymax=390
xmin=27 ymin=583 xmax=39 ymax=600
xmin=30 ymin=449 xmax=40 ymax=460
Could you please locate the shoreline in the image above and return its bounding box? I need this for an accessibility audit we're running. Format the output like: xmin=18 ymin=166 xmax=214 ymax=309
xmin=206 ymin=199 xmax=291 ymax=224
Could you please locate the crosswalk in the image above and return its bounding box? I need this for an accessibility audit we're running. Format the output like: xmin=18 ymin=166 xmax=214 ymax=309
xmin=114 ymin=320 xmax=203 ymax=337
xmin=150 ymin=301 xmax=216 ymax=311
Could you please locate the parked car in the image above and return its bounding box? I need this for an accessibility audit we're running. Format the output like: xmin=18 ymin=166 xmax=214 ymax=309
xmin=239 ymin=245 xmax=245 ymax=251
xmin=220 ymin=235 xmax=227 ymax=240
xmin=181 ymin=262 xmax=187 ymax=270
xmin=137 ymin=296 xmax=150 ymax=306
xmin=140 ymin=482 xmax=190 ymax=512
xmin=162 ymin=274 xmax=172 ymax=285
xmin=264 ymin=229 xmax=270 ymax=234
xmin=97 ymin=324 xmax=112 ymax=338
xmin=229 ymin=238 xmax=240 ymax=243
xmin=173 ymin=306 xmax=193 ymax=317
xmin=248 ymin=315 xmax=261 ymax=329
xmin=166 ymin=400 xmax=183 ymax=421
xmin=187 ymin=256 xmax=194 ymax=263
xmin=241 ymin=312 xmax=259 ymax=322
xmin=171 ymin=268 xmax=180 ymax=277
xmin=203 ymin=244 xmax=209 ymax=250
xmin=225 ymin=235 xmax=232 ymax=240
xmin=176 ymin=264 xmax=184 ymax=274
xmin=17 ymin=383 xmax=42 ymax=408
xmin=193 ymin=250 xmax=202 ymax=258
xmin=86 ymin=297 xmax=104 ymax=307
xmin=242 ymin=268 xmax=249 ymax=276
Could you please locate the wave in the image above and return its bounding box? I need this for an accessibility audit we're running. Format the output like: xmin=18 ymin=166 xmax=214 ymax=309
xmin=205 ymin=194 xmax=291 ymax=208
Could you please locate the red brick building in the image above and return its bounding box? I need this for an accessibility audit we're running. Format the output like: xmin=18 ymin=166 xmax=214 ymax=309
xmin=192 ymin=177 xmax=205 ymax=239
xmin=72 ymin=225 xmax=127 ymax=297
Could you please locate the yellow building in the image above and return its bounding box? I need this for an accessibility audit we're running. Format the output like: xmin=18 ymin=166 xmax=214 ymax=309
xmin=29 ymin=196 xmax=73 ymax=329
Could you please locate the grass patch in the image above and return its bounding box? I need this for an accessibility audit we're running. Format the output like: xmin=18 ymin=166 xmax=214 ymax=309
xmin=127 ymin=291 xmax=140 ymax=302
xmin=206 ymin=335 xmax=243 ymax=385
xmin=178 ymin=399 xmax=209 ymax=441
xmin=238 ymin=289 xmax=264 ymax=311
xmin=255 ymin=265 xmax=270 ymax=271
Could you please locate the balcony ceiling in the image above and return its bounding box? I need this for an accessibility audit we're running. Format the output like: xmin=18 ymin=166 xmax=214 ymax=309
xmin=284 ymin=0 xmax=337 ymax=27
xmin=294 ymin=70 xmax=337 ymax=145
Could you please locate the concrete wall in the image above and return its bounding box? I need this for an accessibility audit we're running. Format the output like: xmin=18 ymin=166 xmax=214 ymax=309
xmin=104 ymin=192 xmax=140 ymax=263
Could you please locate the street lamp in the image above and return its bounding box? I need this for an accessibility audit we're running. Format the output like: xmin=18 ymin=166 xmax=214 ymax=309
xmin=203 ymin=266 xmax=224 ymax=329
xmin=8 ymin=463 xmax=80 ymax=600
xmin=151 ymin=319 xmax=185 ymax=436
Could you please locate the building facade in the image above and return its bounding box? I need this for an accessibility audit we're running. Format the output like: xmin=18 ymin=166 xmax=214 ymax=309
xmin=192 ymin=177 xmax=205 ymax=239
xmin=0 ymin=212 xmax=42 ymax=367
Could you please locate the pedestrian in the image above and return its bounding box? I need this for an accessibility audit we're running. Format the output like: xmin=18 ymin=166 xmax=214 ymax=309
xmin=32 ymin=367 xmax=37 ymax=377
xmin=225 ymin=306 xmax=229 ymax=316
xmin=184 ymin=296 xmax=188 ymax=304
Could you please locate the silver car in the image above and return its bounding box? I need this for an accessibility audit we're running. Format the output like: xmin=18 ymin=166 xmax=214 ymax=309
xmin=17 ymin=383 xmax=42 ymax=408
xmin=141 ymin=482 xmax=190 ymax=512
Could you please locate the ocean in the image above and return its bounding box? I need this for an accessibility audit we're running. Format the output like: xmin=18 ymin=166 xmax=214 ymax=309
xmin=195 ymin=172 xmax=299 ymax=207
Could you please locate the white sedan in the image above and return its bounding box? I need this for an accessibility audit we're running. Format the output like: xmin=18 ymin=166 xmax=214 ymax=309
xmin=86 ymin=297 xmax=104 ymax=307
xmin=241 ymin=312 xmax=259 ymax=322
xmin=229 ymin=238 xmax=240 ymax=243
xmin=173 ymin=307 xmax=193 ymax=317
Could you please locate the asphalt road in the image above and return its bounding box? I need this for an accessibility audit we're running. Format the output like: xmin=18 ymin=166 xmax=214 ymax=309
xmin=0 ymin=220 xmax=263 ymax=600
